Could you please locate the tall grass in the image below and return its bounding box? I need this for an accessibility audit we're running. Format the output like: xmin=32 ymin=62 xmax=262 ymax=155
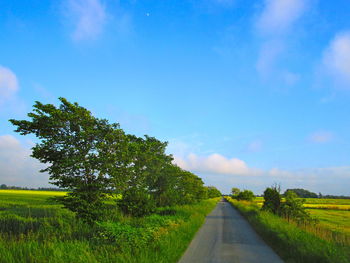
xmin=225 ymin=196 xmax=350 ymax=263
xmin=0 ymin=190 xmax=218 ymax=263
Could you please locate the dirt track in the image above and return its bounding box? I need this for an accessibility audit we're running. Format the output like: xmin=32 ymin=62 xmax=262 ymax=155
xmin=178 ymin=199 xmax=284 ymax=263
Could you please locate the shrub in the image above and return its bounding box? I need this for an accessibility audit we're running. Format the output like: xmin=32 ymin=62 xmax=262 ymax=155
xmin=281 ymin=191 xmax=313 ymax=223
xmin=236 ymin=190 xmax=255 ymax=201
xmin=262 ymin=186 xmax=281 ymax=214
xmin=118 ymin=189 xmax=156 ymax=217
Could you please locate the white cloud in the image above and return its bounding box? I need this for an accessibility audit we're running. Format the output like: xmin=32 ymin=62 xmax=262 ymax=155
xmin=257 ymin=0 xmax=307 ymax=35
xmin=64 ymin=0 xmax=108 ymax=41
xmin=323 ymin=32 xmax=350 ymax=87
xmin=172 ymin=150 xmax=350 ymax=195
xmin=173 ymin=153 xmax=260 ymax=176
xmin=0 ymin=66 xmax=18 ymax=102
xmin=309 ymin=131 xmax=333 ymax=143
xmin=0 ymin=135 xmax=49 ymax=187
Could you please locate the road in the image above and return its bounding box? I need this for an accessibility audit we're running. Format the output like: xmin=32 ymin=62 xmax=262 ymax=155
xmin=178 ymin=199 xmax=284 ymax=263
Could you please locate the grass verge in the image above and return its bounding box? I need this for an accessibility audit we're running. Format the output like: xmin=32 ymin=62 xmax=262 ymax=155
xmin=225 ymin=196 xmax=350 ymax=263
xmin=0 ymin=190 xmax=218 ymax=263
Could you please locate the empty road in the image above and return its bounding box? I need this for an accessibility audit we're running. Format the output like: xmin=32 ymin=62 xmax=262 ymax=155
xmin=179 ymin=199 xmax=284 ymax=263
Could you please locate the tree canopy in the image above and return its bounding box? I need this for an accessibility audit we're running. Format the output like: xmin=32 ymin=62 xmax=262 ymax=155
xmin=284 ymin=188 xmax=318 ymax=198
xmin=10 ymin=98 xmax=210 ymax=222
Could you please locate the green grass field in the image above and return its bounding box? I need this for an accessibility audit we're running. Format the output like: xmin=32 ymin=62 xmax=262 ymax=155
xmin=0 ymin=190 xmax=218 ymax=263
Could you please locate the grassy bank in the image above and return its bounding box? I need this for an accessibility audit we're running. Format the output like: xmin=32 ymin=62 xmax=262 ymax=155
xmin=225 ymin=196 xmax=350 ymax=263
xmin=0 ymin=190 xmax=218 ymax=263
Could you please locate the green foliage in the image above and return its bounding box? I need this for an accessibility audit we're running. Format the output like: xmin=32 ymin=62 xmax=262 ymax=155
xmin=9 ymin=98 xmax=127 ymax=223
xmin=206 ymin=186 xmax=222 ymax=198
xmin=118 ymin=189 xmax=156 ymax=217
xmin=9 ymin=98 xmax=209 ymax=221
xmin=281 ymin=191 xmax=313 ymax=223
xmin=231 ymin=187 xmax=240 ymax=197
xmin=262 ymin=186 xmax=281 ymax=214
xmin=284 ymin=188 xmax=318 ymax=198
xmin=236 ymin=190 xmax=255 ymax=201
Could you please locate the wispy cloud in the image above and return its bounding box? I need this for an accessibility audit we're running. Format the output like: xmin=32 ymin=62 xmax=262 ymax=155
xmin=64 ymin=0 xmax=108 ymax=41
xmin=309 ymin=131 xmax=333 ymax=143
xmin=256 ymin=40 xmax=284 ymax=78
xmin=256 ymin=0 xmax=307 ymax=35
xmin=322 ymin=31 xmax=350 ymax=88
xmin=255 ymin=0 xmax=308 ymax=86
xmin=0 ymin=65 xmax=18 ymax=103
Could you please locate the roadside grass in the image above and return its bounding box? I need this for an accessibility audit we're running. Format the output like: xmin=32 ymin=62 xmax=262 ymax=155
xmin=0 ymin=190 xmax=218 ymax=263
xmin=225 ymin=196 xmax=350 ymax=263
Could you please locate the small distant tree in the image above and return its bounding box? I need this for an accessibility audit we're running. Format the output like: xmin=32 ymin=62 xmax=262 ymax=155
xmin=0 ymin=184 xmax=7 ymax=189
xmin=231 ymin=187 xmax=240 ymax=197
xmin=262 ymin=186 xmax=281 ymax=214
xmin=236 ymin=190 xmax=255 ymax=201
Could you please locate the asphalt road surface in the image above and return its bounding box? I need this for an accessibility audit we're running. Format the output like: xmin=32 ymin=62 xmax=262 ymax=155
xmin=178 ymin=199 xmax=284 ymax=263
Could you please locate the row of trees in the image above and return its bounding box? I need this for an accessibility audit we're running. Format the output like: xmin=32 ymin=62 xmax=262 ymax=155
xmin=10 ymin=98 xmax=221 ymax=222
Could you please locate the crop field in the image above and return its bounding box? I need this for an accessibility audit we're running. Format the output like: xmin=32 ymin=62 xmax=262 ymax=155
xmin=307 ymin=209 xmax=350 ymax=235
xmin=0 ymin=190 xmax=218 ymax=263
xmin=253 ymin=197 xmax=350 ymax=238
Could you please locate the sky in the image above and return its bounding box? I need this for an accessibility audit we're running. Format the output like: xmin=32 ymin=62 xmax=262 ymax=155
xmin=1 ymin=0 xmax=350 ymax=195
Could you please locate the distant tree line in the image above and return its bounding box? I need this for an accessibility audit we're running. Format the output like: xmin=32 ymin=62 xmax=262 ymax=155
xmin=283 ymin=188 xmax=318 ymax=198
xmin=0 ymin=184 xmax=66 ymax=191
xmin=283 ymin=188 xmax=350 ymax=199
xmin=9 ymin=98 xmax=221 ymax=223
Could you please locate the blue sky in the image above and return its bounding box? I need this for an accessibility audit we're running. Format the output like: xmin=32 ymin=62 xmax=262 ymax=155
xmin=1 ymin=0 xmax=350 ymax=195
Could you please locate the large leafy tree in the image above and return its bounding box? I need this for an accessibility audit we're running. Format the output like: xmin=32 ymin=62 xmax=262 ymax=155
xmin=10 ymin=98 xmax=127 ymax=223
xmin=118 ymin=135 xmax=174 ymax=216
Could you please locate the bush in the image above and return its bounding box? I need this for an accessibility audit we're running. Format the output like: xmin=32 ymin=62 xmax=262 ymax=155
xmin=262 ymin=187 xmax=281 ymax=214
xmin=118 ymin=189 xmax=156 ymax=217
xmin=280 ymin=191 xmax=313 ymax=223
xmin=236 ymin=190 xmax=255 ymax=201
